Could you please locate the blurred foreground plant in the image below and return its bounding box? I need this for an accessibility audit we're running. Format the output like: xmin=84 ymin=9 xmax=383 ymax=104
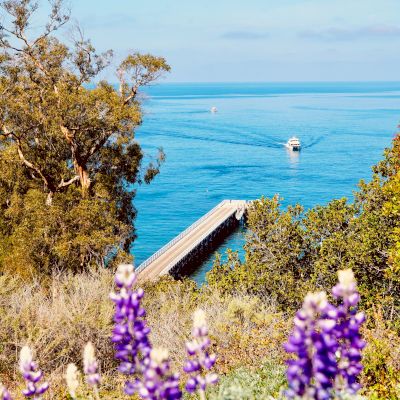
xmin=184 ymin=309 xmax=218 ymax=399
xmin=19 ymin=346 xmax=49 ymax=399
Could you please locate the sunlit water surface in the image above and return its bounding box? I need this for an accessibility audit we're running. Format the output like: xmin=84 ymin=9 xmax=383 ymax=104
xmin=131 ymin=82 xmax=400 ymax=283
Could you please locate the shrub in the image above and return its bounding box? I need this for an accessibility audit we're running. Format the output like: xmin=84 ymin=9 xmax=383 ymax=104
xmin=362 ymin=308 xmax=400 ymax=399
xmin=205 ymin=360 xmax=286 ymax=400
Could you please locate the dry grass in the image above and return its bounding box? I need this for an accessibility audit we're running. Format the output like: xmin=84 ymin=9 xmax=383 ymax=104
xmin=0 ymin=270 xmax=289 ymax=398
xmin=143 ymin=279 xmax=290 ymax=373
xmin=0 ymin=270 xmax=119 ymax=398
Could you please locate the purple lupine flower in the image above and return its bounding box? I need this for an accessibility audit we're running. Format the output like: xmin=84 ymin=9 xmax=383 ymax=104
xmin=284 ymin=292 xmax=338 ymax=400
xmin=125 ymin=348 xmax=182 ymax=400
xmin=110 ymin=264 xmax=152 ymax=393
xmin=184 ymin=309 xmax=218 ymax=399
xmin=0 ymin=383 xmax=12 ymax=400
xmin=332 ymin=269 xmax=366 ymax=393
xmin=19 ymin=346 xmax=49 ymax=399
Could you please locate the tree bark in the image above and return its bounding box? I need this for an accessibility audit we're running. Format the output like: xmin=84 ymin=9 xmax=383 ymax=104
xmin=61 ymin=125 xmax=91 ymax=197
xmin=77 ymin=164 xmax=90 ymax=197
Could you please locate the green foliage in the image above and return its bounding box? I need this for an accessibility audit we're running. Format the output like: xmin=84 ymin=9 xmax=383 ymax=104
xmin=243 ymin=197 xmax=308 ymax=305
xmin=202 ymin=360 xmax=286 ymax=400
xmin=206 ymin=250 xmax=242 ymax=296
xmin=209 ymin=198 xmax=313 ymax=309
xmin=0 ymin=0 xmax=170 ymax=275
xmin=362 ymin=308 xmax=400 ymax=399
xmin=208 ymin=135 xmax=400 ymax=315
xmin=382 ymin=136 xmax=400 ymax=288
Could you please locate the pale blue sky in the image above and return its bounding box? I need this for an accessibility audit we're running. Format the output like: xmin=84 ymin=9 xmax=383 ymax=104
xmin=36 ymin=0 xmax=400 ymax=81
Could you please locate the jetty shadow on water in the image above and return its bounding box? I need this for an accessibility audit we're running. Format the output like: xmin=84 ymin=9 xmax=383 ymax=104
xmin=177 ymin=224 xmax=246 ymax=282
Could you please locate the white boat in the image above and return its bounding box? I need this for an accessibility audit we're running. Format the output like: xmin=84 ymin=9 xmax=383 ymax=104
xmin=285 ymin=136 xmax=301 ymax=151
xmin=210 ymin=106 xmax=218 ymax=113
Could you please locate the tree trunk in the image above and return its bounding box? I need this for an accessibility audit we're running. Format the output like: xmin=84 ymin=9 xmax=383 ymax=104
xmin=61 ymin=125 xmax=91 ymax=198
xmin=77 ymin=164 xmax=90 ymax=197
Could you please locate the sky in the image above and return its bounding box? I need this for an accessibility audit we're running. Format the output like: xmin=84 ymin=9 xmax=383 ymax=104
xmin=18 ymin=0 xmax=400 ymax=82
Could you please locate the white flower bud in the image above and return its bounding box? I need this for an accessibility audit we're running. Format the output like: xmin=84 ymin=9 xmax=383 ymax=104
xmin=65 ymin=363 xmax=79 ymax=398
xmin=83 ymin=342 xmax=96 ymax=372
xmin=150 ymin=347 xmax=169 ymax=365
xmin=115 ymin=264 xmax=136 ymax=287
xmin=193 ymin=309 xmax=207 ymax=329
xmin=205 ymin=373 xmax=219 ymax=385
xmin=338 ymin=269 xmax=355 ymax=289
xmin=19 ymin=346 xmax=33 ymax=372
xmin=303 ymin=291 xmax=328 ymax=315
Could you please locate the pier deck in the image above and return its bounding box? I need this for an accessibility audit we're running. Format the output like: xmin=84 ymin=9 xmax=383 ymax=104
xmin=137 ymin=200 xmax=247 ymax=281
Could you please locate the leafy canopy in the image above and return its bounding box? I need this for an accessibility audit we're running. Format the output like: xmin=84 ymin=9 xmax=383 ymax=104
xmin=0 ymin=0 xmax=170 ymax=276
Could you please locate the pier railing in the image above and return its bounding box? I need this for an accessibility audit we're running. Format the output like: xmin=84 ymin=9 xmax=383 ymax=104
xmin=159 ymin=205 xmax=239 ymax=275
xmin=135 ymin=200 xmax=229 ymax=273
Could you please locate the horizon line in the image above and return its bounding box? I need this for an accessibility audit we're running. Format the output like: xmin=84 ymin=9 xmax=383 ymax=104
xmin=156 ymin=79 xmax=400 ymax=84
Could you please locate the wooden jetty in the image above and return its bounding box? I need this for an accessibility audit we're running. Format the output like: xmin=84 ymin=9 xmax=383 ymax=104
xmin=137 ymin=200 xmax=247 ymax=281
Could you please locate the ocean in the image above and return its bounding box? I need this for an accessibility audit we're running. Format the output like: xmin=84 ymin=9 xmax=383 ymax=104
xmin=131 ymin=82 xmax=400 ymax=283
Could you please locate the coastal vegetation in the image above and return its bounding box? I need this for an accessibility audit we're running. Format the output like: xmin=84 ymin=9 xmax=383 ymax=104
xmin=0 ymin=0 xmax=400 ymax=399
xmin=0 ymin=261 xmax=396 ymax=399
xmin=0 ymin=264 xmax=370 ymax=399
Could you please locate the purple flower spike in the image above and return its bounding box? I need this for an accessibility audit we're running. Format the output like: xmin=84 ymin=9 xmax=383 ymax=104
xmin=332 ymin=269 xmax=366 ymax=393
xmin=110 ymin=264 xmax=152 ymax=392
xmin=0 ymin=383 xmax=12 ymax=400
xmin=284 ymin=292 xmax=338 ymax=400
xmin=184 ymin=309 xmax=218 ymax=398
xmin=285 ymin=269 xmax=366 ymax=399
xmin=126 ymin=348 xmax=182 ymax=400
xmin=19 ymin=346 xmax=49 ymax=399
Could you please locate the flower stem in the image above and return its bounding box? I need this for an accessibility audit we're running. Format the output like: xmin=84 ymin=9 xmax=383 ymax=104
xmin=199 ymin=390 xmax=206 ymax=400
xmin=93 ymin=385 xmax=100 ymax=400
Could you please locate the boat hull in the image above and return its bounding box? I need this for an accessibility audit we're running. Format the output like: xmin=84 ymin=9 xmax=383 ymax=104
xmin=285 ymin=144 xmax=301 ymax=151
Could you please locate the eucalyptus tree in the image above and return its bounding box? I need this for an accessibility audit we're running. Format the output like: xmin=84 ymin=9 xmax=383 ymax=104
xmin=0 ymin=0 xmax=170 ymax=275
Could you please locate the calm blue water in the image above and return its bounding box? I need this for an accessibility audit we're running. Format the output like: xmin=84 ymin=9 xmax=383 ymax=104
xmin=132 ymin=82 xmax=400 ymax=283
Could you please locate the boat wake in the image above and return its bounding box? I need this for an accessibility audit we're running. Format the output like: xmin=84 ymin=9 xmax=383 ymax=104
xmin=302 ymin=136 xmax=325 ymax=149
xmin=144 ymin=129 xmax=283 ymax=149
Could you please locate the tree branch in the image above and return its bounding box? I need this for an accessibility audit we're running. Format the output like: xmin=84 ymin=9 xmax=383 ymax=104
xmin=123 ymin=86 xmax=138 ymax=105
xmin=2 ymin=124 xmax=51 ymax=189
xmin=16 ymin=140 xmax=50 ymax=189
xmin=85 ymin=131 xmax=113 ymax=161
xmin=57 ymin=175 xmax=80 ymax=189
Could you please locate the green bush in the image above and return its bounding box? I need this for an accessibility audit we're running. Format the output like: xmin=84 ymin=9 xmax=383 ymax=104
xmin=205 ymin=360 xmax=286 ymax=400
xmin=208 ymin=136 xmax=400 ymax=317
xmin=362 ymin=308 xmax=400 ymax=399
